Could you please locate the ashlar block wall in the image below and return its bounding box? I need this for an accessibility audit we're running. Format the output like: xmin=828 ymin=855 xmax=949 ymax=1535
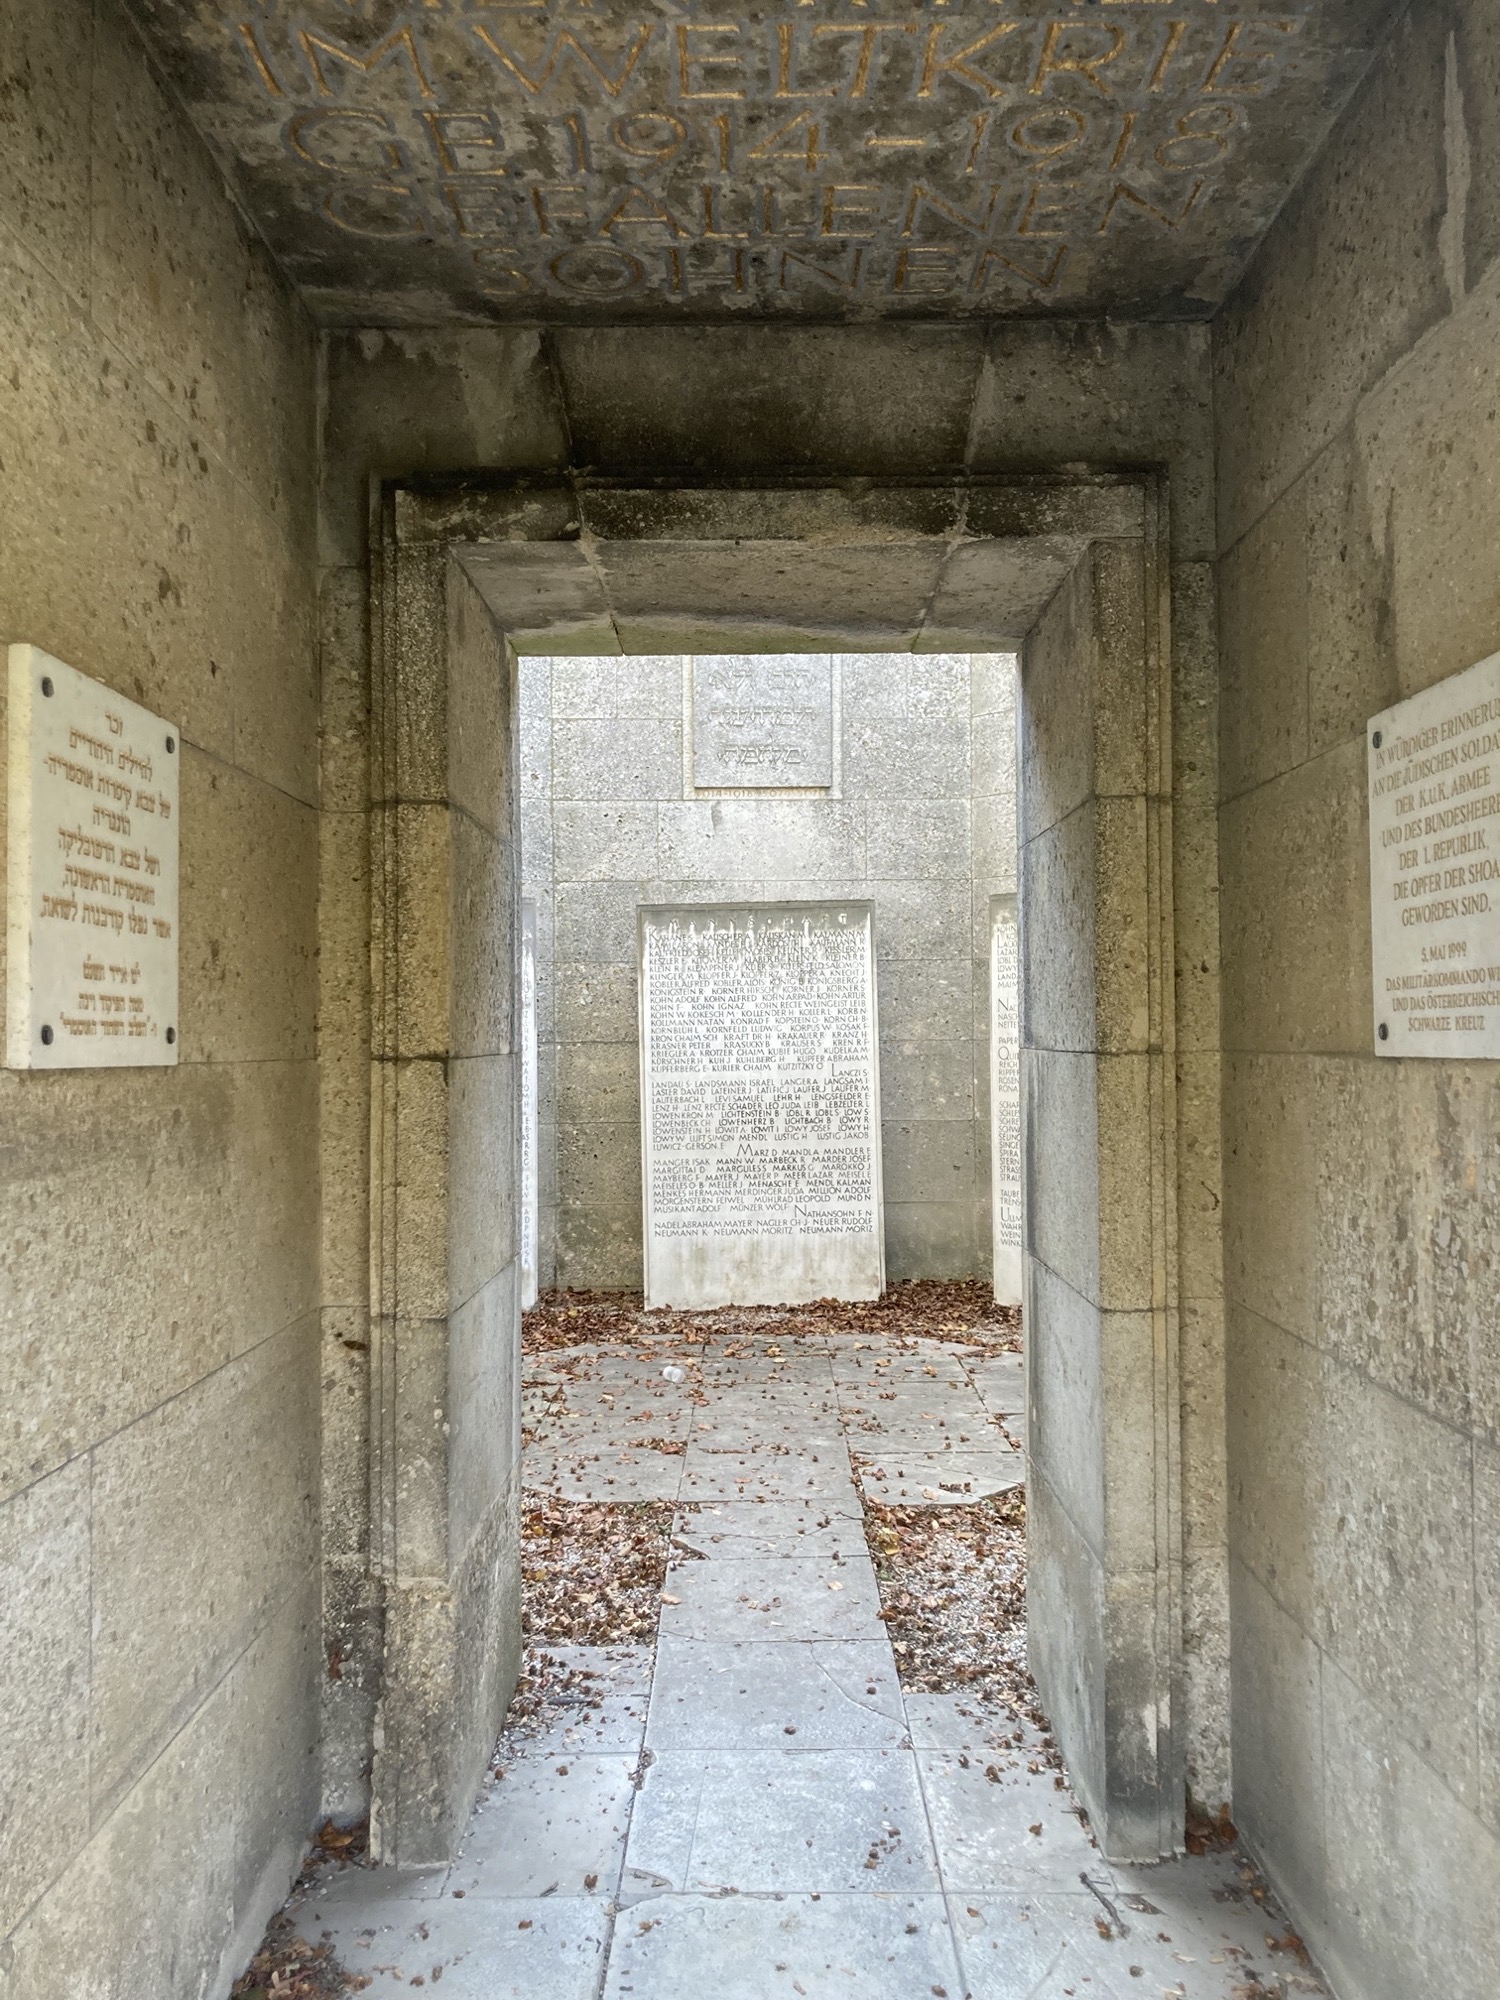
xmin=519 ymin=650 xmax=1017 ymax=1292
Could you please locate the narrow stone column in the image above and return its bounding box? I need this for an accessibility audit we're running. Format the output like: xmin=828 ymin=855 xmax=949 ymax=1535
xmin=368 ymin=540 xmax=523 ymax=1863
xmin=1019 ymin=530 xmax=1184 ymax=1860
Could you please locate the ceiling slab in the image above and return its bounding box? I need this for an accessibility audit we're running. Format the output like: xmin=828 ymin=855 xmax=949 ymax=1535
xmin=126 ymin=0 xmax=1399 ymax=325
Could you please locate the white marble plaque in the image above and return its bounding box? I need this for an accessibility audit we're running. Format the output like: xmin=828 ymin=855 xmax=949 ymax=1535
xmin=639 ymin=901 xmax=883 ymax=1309
xmin=519 ymin=899 xmax=539 ymax=1310
xmin=1369 ymin=652 xmax=1500 ymax=1058
xmin=691 ymin=655 xmax=834 ymax=790
xmin=6 ymin=646 xmax=179 ymax=1069
xmin=990 ymin=895 xmax=1022 ymax=1306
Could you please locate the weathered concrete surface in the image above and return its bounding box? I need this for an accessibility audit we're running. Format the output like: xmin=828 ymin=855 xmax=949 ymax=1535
xmin=122 ymin=0 xmax=1398 ymax=324
xmin=1215 ymin=4 xmax=1500 ymax=1993
xmin=0 ymin=0 xmax=320 ymax=1993
xmin=521 ymin=652 xmax=1007 ymax=1291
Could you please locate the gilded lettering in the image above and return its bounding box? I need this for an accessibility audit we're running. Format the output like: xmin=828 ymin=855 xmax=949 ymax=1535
xmin=901 ymin=182 xmax=1002 ymax=240
xmin=299 ymin=26 xmax=436 ymax=101
xmin=970 ymin=240 xmax=1069 ymax=292
xmin=1029 ymin=21 xmax=1126 ymax=97
xmin=892 ymin=245 xmax=961 ymax=293
xmin=1017 ymin=180 xmax=1079 ymax=237
xmin=472 ymin=23 xmax=655 ymax=99
xmin=531 ymin=183 xmax=590 ymax=233
xmin=323 ymin=183 xmax=428 ymax=238
xmin=821 ymin=185 xmax=882 ymax=238
xmin=919 ymin=24 xmax=1020 ymax=100
xmin=548 ymin=244 xmax=646 ymax=293
xmin=473 ymin=250 xmax=534 ymax=293
xmin=776 ymin=24 xmax=837 ymax=100
xmin=1009 ymin=108 xmax=1087 ymax=158
xmin=613 ymin=113 xmax=690 ymax=162
xmin=812 ymin=23 xmax=917 ymax=100
xmin=288 ymin=109 xmax=407 ymax=174
xmin=676 ymin=24 xmax=746 ymax=101
xmin=236 ymin=21 xmax=286 ymax=100
xmin=423 ymin=112 xmax=508 ymax=176
xmin=1201 ymin=20 xmax=1299 ymax=97
xmin=1096 ymin=175 xmax=1206 ymax=232
xmin=748 ymin=111 xmax=822 ymax=171
xmin=778 ymin=245 xmax=866 ymax=293
xmin=597 ymin=185 xmax=689 ymax=238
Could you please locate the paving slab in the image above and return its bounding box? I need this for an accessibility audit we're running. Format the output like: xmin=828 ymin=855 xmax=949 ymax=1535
xmin=623 ymin=1747 xmax=940 ymax=1896
xmin=523 ymin=1450 xmax=685 ymax=1503
xmin=509 ymin=1646 xmax=654 ymax=1755
xmin=448 ymin=1754 xmax=639 ymax=1899
xmin=601 ymin=1892 xmax=965 ymax=2000
xmin=648 ymin=1638 xmax=906 ymax=1751
xmin=307 ymin=1895 xmax=611 ymax=2000
xmin=915 ymin=1750 xmax=1108 ymax=1894
xmin=659 ymin=1554 xmax=884 ymax=1642
xmin=674 ymin=1500 xmax=865 ymax=1563
xmin=679 ymin=1448 xmax=859 ymax=1504
xmin=854 ymin=1451 xmax=1023 ymax=1505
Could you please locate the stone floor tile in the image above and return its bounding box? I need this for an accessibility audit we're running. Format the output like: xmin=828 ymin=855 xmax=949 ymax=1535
xmin=601 ymin=1892 xmax=964 ymax=1999
xmin=647 ymin=1638 xmax=906 ymax=1750
xmin=675 ymin=1500 xmax=866 ymax=1561
xmin=901 ymin=1690 xmax=1039 ymax=1754
xmin=622 ymin=1747 xmax=940 ymax=1895
xmin=678 ymin=1448 xmax=859 ymax=1503
xmin=448 ymin=1754 xmax=639 ymax=1898
xmin=968 ymin=1355 xmax=1026 ymax=1415
xmin=288 ymin=1863 xmax=451 ymax=1921
xmin=830 ymin=1352 xmax=971 ymax=1387
xmin=509 ymin=1645 xmax=654 ymax=1754
xmin=523 ymin=1450 xmax=685 ymax=1502
xmin=854 ymin=1452 xmax=1023 ymax=1505
xmin=916 ymin=1749 xmax=1108 ymax=1893
xmin=690 ymin=1413 xmax=848 ymax=1451
xmin=949 ymin=1895 xmax=1128 ymax=2000
xmin=658 ymin=1554 xmax=884 ymax=1641
xmin=312 ymin=1895 xmax=611 ymax=2000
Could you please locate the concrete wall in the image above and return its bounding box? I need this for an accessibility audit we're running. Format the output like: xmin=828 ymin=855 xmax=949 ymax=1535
xmin=0 ymin=1 xmax=321 ymax=1995
xmin=519 ymin=650 xmax=1016 ymax=1293
xmin=1214 ymin=5 xmax=1500 ymax=1993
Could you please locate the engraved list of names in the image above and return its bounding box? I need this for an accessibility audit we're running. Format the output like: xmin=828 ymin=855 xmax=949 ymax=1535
xmin=6 ymin=645 xmax=180 ymax=1069
xmin=1368 ymin=651 xmax=1500 ymax=1058
xmin=639 ymin=901 xmax=884 ymax=1309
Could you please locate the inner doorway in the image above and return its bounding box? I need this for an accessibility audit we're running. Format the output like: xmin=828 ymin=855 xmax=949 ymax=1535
xmin=366 ymin=474 xmax=1196 ymax=1886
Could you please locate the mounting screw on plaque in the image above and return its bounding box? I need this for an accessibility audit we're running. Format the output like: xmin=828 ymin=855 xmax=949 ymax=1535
xmin=1372 ymin=730 xmax=1383 ymax=749
xmin=40 ymin=1025 xmax=54 ymax=1045
xmin=165 ymin=734 xmax=176 ymax=753
xmin=1378 ymin=1022 xmax=1390 ymax=1041
xmin=40 ymin=675 xmax=53 ymax=697
xmin=166 ymin=1027 xmax=177 ymax=1045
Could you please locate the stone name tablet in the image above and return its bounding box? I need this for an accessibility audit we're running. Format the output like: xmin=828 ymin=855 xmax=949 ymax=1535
xmin=990 ymin=896 xmax=1022 ymax=1306
xmin=1369 ymin=652 xmax=1500 ymax=1058
xmin=692 ymin=655 xmax=834 ymax=790
xmin=6 ymin=645 xmax=180 ymax=1069
xmin=519 ymin=898 xmax=539 ymax=1310
xmin=639 ymin=900 xmax=883 ymax=1309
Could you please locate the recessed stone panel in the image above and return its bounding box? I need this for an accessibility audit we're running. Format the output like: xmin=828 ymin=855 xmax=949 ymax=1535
xmin=691 ymin=654 xmax=834 ymax=791
xmin=639 ymin=900 xmax=883 ymax=1308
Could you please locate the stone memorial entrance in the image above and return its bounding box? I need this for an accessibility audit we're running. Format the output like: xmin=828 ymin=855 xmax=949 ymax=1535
xmin=639 ymin=900 xmax=884 ymax=1309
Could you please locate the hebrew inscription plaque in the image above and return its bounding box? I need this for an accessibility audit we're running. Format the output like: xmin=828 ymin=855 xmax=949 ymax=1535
xmin=692 ymin=654 xmax=834 ymax=789
xmin=1368 ymin=652 xmax=1500 ymax=1059
xmin=990 ymin=894 xmax=1021 ymax=1304
xmin=6 ymin=645 xmax=180 ymax=1069
xmin=639 ymin=900 xmax=884 ymax=1307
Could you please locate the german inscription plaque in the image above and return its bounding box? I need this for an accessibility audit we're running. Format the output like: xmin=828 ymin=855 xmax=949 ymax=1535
xmin=520 ymin=898 xmax=540 ymax=1308
xmin=990 ymin=894 xmax=1022 ymax=1303
xmin=6 ymin=646 xmax=180 ymax=1069
xmin=639 ymin=900 xmax=884 ymax=1307
xmin=692 ymin=654 xmax=835 ymax=790
xmin=1368 ymin=652 xmax=1500 ymax=1058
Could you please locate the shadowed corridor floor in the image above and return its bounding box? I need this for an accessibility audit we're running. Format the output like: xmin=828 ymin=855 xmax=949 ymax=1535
xmin=281 ymin=1307 xmax=1322 ymax=1999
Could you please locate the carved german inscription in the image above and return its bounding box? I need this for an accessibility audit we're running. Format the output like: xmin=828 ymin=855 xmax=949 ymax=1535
xmin=639 ymin=900 xmax=884 ymax=1306
xmin=6 ymin=645 xmax=180 ymax=1069
xmin=1368 ymin=653 xmax=1500 ymax=1059
xmin=128 ymin=1 xmax=1389 ymax=320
